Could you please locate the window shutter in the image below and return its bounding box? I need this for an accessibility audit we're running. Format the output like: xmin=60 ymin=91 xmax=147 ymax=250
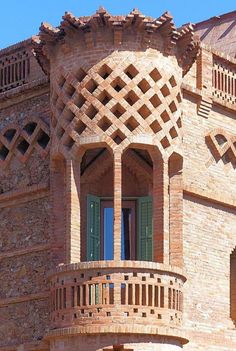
xmin=87 ymin=195 xmax=100 ymax=261
xmin=138 ymin=196 xmax=153 ymax=261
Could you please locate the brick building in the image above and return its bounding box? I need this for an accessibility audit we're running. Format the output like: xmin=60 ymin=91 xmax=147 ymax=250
xmin=0 ymin=7 xmax=236 ymax=351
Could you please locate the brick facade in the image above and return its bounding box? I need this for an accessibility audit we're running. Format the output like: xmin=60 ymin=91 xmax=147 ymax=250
xmin=0 ymin=7 xmax=236 ymax=351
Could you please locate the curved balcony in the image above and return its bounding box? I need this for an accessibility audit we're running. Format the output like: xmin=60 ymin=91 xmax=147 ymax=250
xmin=48 ymin=261 xmax=187 ymax=343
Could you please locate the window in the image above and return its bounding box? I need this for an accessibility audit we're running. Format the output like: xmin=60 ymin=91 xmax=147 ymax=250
xmin=87 ymin=195 xmax=153 ymax=261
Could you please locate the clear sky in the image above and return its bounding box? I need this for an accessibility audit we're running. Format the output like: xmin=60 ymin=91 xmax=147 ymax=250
xmin=1 ymin=0 xmax=235 ymax=49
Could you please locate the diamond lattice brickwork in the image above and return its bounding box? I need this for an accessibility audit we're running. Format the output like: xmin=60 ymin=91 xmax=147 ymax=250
xmin=0 ymin=119 xmax=50 ymax=168
xmin=51 ymin=56 xmax=182 ymax=155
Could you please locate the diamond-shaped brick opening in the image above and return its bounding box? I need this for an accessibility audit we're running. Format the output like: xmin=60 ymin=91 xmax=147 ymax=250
xmin=58 ymin=75 xmax=66 ymax=88
xmin=37 ymin=131 xmax=50 ymax=149
xmin=98 ymin=116 xmax=112 ymax=132
xmin=125 ymin=91 xmax=139 ymax=106
xmin=0 ymin=144 xmax=9 ymax=160
xmin=150 ymin=120 xmax=161 ymax=133
xmin=112 ymin=103 xmax=126 ymax=118
xmin=98 ymin=91 xmax=112 ymax=106
xmin=176 ymin=93 xmax=182 ymax=103
xmin=138 ymin=105 xmax=151 ymax=119
xmin=57 ymin=126 xmax=65 ymax=139
xmin=125 ymin=116 xmax=139 ymax=132
xmin=150 ymin=94 xmax=161 ymax=108
xmin=222 ymin=150 xmax=232 ymax=164
xmin=23 ymin=122 xmax=37 ymax=135
xmin=169 ymin=127 xmax=178 ymax=139
xmin=125 ymin=64 xmax=139 ymax=80
xmin=4 ymin=129 xmax=16 ymax=142
xmin=17 ymin=138 xmax=30 ymax=155
xmin=111 ymin=77 xmax=126 ymax=92
xmin=111 ymin=130 xmax=126 ymax=145
xmin=215 ymin=134 xmax=227 ymax=145
xmin=149 ymin=68 xmax=161 ymax=82
xmin=160 ymin=137 xmax=170 ymax=149
xmin=169 ymin=76 xmax=177 ymax=87
xmin=76 ymin=68 xmax=87 ymax=82
xmin=75 ymin=120 xmax=86 ymax=135
xmin=98 ymin=64 xmax=112 ymax=79
xmin=161 ymin=110 xmax=170 ymax=123
xmin=57 ymin=100 xmax=66 ymax=114
xmin=86 ymin=104 xmax=98 ymax=119
xmin=85 ymin=79 xmax=98 ymax=94
xmin=138 ymin=79 xmax=151 ymax=93
xmin=64 ymin=136 xmax=75 ymax=150
xmin=177 ymin=118 xmax=182 ymax=128
xmin=64 ymin=108 xmax=75 ymax=123
xmin=169 ymin=101 xmax=177 ymax=113
xmin=65 ymin=84 xmax=76 ymax=98
xmin=74 ymin=93 xmax=86 ymax=109
xmin=160 ymin=84 xmax=170 ymax=97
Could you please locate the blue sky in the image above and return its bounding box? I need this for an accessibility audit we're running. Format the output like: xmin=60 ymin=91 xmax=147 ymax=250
xmin=1 ymin=0 xmax=235 ymax=49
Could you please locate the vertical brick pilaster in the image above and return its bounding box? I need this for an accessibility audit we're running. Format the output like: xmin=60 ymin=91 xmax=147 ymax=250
xmin=197 ymin=47 xmax=213 ymax=93
xmin=153 ymin=155 xmax=168 ymax=264
xmin=168 ymin=153 xmax=183 ymax=268
xmin=113 ymin=152 xmax=122 ymax=262
xmin=50 ymin=156 xmax=67 ymax=265
xmin=65 ymin=158 xmax=81 ymax=264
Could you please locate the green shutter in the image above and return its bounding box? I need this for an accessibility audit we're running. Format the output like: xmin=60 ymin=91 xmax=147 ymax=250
xmin=87 ymin=195 xmax=100 ymax=261
xmin=138 ymin=197 xmax=153 ymax=261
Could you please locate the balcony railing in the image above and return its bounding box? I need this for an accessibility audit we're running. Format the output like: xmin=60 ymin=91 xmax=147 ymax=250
xmin=49 ymin=261 xmax=186 ymax=335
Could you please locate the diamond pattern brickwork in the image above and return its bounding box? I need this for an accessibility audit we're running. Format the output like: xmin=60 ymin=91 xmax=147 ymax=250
xmin=206 ymin=129 xmax=236 ymax=167
xmin=0 ymin=119 xmax=50 ymax=168
xmin=51 ymin=55 xmax=182 ymax=156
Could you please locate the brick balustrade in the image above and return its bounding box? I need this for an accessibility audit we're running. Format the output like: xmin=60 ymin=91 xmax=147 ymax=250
xmin=49 ymin=261 xmax=185 ymax=334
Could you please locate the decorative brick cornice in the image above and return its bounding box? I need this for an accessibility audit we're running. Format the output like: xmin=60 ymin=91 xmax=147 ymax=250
xmin=32 ymin=8 xmax=199 ymax=75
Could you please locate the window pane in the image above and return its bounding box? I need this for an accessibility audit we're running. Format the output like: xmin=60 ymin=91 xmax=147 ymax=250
xmin=104 ymin=207 xmax=114 ymax=260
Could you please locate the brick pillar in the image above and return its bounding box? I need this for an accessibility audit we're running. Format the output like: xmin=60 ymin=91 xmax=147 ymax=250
xmin=230 ymin=249 xmax=236 ymax=324
xmin=50 ymin=156 xmax=67 ymax=265
xmin=197 ymin=46 xmax=213 ymax=93
xmin=153 ymin=154 xmax=168 ymax=263
xmin=114 ymin=151 xmax=122 ymax=261
xmin=65 ymin=158 xmax=81 ymax=263
xmin=168 ymin=153 xmax=183 ymax=268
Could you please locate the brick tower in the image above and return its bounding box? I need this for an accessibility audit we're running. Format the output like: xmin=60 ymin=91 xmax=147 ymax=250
xmin=1 ymin=7 xmax=236 ymax=351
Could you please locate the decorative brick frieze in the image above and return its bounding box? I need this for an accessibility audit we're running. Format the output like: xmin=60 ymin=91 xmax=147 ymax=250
xmin=206 ymin=128 xmax=236 ymax=167
xmin=0 ymin=118 xmax=50 ymax=168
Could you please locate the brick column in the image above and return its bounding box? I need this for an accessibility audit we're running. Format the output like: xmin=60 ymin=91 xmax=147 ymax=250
xmin=197 ymin=46 xmax=213 ymax=92
xmin=65 ymin=158 xmax=81 ymax=263
xmin=168 ymin=153 xmax=183 ymax=268
xmin=50 ymin=156 xmax=67 ymax=265
xmin=113 ymin=151 xmax=122 ymax=261
xmin=153 ymin=154 xmax=168 ymax=263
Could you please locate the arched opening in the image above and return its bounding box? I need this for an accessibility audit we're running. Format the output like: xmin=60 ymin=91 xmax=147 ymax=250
xmin=80 ymin=147 xmax=114 ymax=261
xmin=230 ymin=248 xmax=236 ymax=325
xmin=121 ymin=147 xmax=153 ymax=261
xmin=121 ymin=147 xmax=156 ymax=261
